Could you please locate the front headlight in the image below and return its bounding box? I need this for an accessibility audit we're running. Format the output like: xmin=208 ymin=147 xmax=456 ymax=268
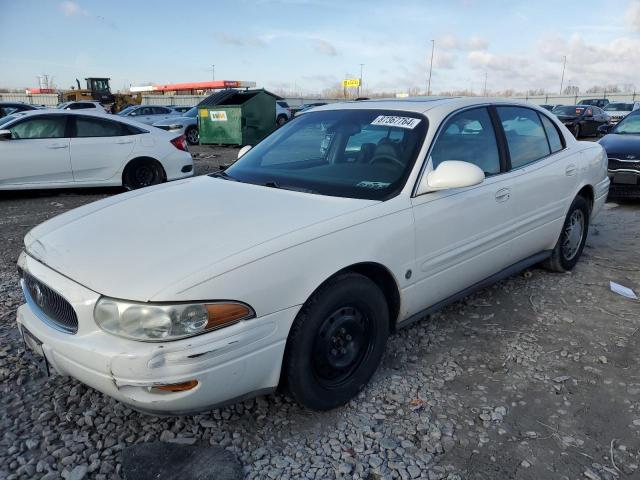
xmin=94 ymin=297 xmax=255 ymax=342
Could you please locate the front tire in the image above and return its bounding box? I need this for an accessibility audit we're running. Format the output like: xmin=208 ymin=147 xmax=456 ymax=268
xmin=283 ymin=273 xmax=389 ymax=410
xmin=185 ymin=126 xmax=199 ymax=145
xmin=123 ymin=159 xmax=164 ymax=190
xmin=542 ymin=195 xmax=590 ymax=272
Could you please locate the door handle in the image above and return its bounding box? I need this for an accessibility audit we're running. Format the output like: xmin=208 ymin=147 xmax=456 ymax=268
xmin=116 ymin=140 xmax=134 ymax=144
xmin=495 ymin=187 xmax=511 ymax=202
xmin=565 ymin=164 xmax=577 ymax=176
xmin=48 ymin=144 xmax=68 ymax=149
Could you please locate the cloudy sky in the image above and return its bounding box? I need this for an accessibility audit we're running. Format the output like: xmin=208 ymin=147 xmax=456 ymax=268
xmin=1 ymin=0 xmax=639 ymax=94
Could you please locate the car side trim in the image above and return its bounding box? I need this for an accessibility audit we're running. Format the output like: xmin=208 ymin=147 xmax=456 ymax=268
xmin=396 ymin=250 xmax=552 ymax=329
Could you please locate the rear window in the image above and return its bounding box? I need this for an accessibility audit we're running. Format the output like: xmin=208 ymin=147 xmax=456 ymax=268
xmin=604 ymin=103 xmax=633 ymax=112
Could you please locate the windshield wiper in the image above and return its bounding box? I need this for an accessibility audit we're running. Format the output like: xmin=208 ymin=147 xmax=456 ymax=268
xmin=210 ymin=170 xmax=238 ymax=181
xmin=263 ymin=181 xmax=318 ymax=194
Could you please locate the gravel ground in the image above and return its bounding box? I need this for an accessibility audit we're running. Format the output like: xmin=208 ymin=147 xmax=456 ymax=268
xmin=0 ymin=146 xmax=639 ymax=480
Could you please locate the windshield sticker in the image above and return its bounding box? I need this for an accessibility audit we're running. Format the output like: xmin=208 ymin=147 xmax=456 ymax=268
xmin=371 ymin=115 xmax=421 ymax=129
xmin=357 ymin=181 xmax=391 ymax=189
xmin=209 ymin=111 xmax=228 ymax=122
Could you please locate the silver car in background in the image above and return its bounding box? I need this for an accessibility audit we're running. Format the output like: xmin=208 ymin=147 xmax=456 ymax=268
xmin=117 ymin=105 xmax=180 ymax=125
xmin=153 ymin=106 xmax=199 ymax=145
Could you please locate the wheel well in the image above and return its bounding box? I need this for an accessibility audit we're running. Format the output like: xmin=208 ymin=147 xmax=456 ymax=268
xmin=321 ymin=263 xmax=401 ymax=332
xmin=122 ymin=157 xmax=167 ymax=183
xmin=577 ymin=185 xmax=594 ymax=213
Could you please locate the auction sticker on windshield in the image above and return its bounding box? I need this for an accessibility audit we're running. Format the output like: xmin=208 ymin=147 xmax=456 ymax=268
xmin=209 ymin=111 xmax=228 ymax=121
xmin=371 ymin=115 xmax=421 ymax=129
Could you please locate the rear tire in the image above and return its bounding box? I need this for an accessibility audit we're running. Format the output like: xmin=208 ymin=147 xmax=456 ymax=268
xmin=573 ymin=124 xmax=581 ymax=139
xmin=542 ymin=195 xmax=590 ymax=272
xmin=283 ymin=273 xmax=389 ymax=410
xmin=123 ymin=159 xmax=164 ymax=190
xmin=185 ymin=126 xmax=199 ymax=145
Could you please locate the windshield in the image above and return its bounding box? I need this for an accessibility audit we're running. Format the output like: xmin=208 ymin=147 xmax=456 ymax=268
xmin=553 ymin=106 xmax=584 ymax=116
xmin=56 ymin=102 xmax=70 ymax=109
xmin=118 ymin=106 xmax=136 ymax=116
xmin=184 ymin=107 xmax=198 ymax=118
xmin=613 ymin=112 xmax=640 ymax=134
xmin=224 ymin=109 xmax=428 ymax=200
xmin=604 ymin=103 xmax=633 ymax=112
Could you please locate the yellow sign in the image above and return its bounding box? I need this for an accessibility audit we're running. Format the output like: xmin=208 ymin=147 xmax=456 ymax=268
xmin=342 ymin=78 xmax=361 ymax=88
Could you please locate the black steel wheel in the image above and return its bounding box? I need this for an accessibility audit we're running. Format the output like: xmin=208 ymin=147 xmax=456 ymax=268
xmin=123 ymin=159 xmax=164 ymax=190
xmin=283 ymin=272 xmax=389 ymax=410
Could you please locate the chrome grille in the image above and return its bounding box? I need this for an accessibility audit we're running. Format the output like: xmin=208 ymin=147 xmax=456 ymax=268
xmin=19 ymin=269 xmax=78 ymax=334
xmin=609 ymin=157 xmax=640 ymax=171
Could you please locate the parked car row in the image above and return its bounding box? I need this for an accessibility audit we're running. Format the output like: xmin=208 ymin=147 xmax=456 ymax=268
xmin=598 ymin=109 xmax=640 ymax=198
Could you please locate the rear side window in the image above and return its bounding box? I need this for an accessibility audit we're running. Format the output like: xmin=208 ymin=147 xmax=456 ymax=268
xmin=9 ymin=116 xmax=67 ymax=139
xmin=431 ymin=107 xmax=501 ymax=175
xmin=539 ymin=114 xmax=564 ymax=153
xmin=74 ymin=116 xmax=125 ymax=137
xmin=496 ymin=107 xmax=550 ymax=169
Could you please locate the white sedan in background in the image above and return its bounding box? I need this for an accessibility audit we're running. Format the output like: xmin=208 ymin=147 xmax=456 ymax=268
xmin=0 ymin=110 xmax=193 ymax=190
xmin=16 ymin=98 xmax=608 ymax=414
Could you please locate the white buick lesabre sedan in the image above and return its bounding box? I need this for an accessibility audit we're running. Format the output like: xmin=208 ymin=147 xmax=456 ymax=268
xmin=0 ymin=110 xmax=193 ymax=190
xmin=16 ymin=98 xmax=609 ymax=413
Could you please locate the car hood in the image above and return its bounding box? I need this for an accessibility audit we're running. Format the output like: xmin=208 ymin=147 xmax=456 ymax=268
xmin=599 ymin=134 xmax=640 ymax=157
xmin=25 ymin=176 xmax=377 ymax=301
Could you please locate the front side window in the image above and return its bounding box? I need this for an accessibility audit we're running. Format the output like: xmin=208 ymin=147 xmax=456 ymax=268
xmin=430 ymin=107 xmax=500 ymax=176
xmin=224 ymin=109 xmax=428 ymax=200
xmin=9 ymin=116 xmax=67 ymax=139
xmin=74 ymin=116 xmax=125 ymax=137
xmin=497 ymin=107 xmax=551 ymax=169
xmin=153 ymin=107 xmax=171 ymax=115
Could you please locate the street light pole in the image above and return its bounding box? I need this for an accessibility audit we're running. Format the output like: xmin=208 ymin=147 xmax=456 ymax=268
xmin=483 ymin=71 xmax=488 ymax=96
xmin=427 ymin=39 xmax=435 ymax=96
xmin=559 ymin=56 xmax=566 ymax=95
xmin=359 ymin=63 xmax=364 ymax=97
xmin=212 ymin=65 xmax=215 ymax=82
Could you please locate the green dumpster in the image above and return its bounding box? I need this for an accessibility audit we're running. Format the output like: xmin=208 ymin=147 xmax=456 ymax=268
xmin=198 ymin=89 xmax=280 ymax=146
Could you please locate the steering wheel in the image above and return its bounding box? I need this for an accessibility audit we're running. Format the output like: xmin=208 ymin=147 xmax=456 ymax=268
xmin=370 ymin=155 xmax=404 ymax=169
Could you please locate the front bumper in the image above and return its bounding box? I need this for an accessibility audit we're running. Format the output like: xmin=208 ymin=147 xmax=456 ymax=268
xmin=607 ymin=168 xmax=640 ymax=198
xmin=16 ymin=253 xmax=298 ymax=414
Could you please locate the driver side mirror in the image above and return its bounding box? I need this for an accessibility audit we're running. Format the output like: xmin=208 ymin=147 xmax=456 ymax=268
xmin=0 ymin=129 xmax=11 ymax=140
xmin=417 ymin=160 xmax=485 ymax=195
xmin=237 ymin=145 xmax=252 ymax=159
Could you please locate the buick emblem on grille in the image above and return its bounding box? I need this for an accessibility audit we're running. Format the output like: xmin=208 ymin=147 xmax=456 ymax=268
xmin=33 ymin=283 xmax=45 ymax=308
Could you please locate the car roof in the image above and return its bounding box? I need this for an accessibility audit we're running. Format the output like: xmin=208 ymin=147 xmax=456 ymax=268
xmin=312 ymin=96 xmax=548 ymax=115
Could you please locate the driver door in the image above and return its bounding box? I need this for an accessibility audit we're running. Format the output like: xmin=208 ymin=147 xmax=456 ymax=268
xmin=406 ymin=107 xmax=518 ymax=315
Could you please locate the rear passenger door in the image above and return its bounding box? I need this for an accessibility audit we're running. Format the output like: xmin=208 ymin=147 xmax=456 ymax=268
xmin=494 ymin=106 xmax=578 ymax=260
xmin=69 ymin=115 xmax=138 ymax=182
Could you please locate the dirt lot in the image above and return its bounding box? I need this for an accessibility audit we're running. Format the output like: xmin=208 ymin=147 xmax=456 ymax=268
xmin=0 ymin=146 xmax=639 ymax=480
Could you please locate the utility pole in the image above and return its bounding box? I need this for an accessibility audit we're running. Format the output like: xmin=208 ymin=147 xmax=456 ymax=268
xmin=559 ymin=56 xmax=566 ymax=95
xmin=359 ymin=63 xmax=364 ymax=97
xmin=427 ymin=40 xmax=435 ymax=96
xmin=212 ymin=65 xmax=215 ymax=82
xmin=483 ymin=71 xmax=488 ymax=96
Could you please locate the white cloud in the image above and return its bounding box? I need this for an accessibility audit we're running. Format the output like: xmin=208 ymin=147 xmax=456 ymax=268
xmin=627 ymin=0 xmax=640 ymax=31
xmin=310 ymin=39 xmax=338 ymax=56
xmin=438 ymin=34 xmax=489 ymax=51
xmin=59 ymin=1 xmax=88 ymax=16
xmin=215 ymin=32 xmax=265 ymax=47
